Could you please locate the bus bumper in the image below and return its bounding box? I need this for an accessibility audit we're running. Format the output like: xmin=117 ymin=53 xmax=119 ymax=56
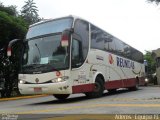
xmin=18 ymin=82 xmax=72 ymax=95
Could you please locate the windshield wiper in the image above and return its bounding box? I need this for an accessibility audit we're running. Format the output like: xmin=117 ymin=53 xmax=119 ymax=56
xmin=41 ymin=64 xmax=60 ymax=72
xmin=23 ymin=63 xmax=60 ymax=72
xmin=23 ymin=64 xmax=43 ymax=69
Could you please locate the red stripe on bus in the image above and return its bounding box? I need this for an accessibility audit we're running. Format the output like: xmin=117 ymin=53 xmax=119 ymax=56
xmin=105 ymin=79 xmax=124 ymax=90
xmin=72 ymin=84 xmax=95 ymax=94
xmin=72 ymin=77 xmax=145 ymax=94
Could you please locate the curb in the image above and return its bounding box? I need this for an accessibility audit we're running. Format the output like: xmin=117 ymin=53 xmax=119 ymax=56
xmin=147 ymin=84 xmax=160 ymax=87
xmin=0 ymin=94 xmax=48 ymax=102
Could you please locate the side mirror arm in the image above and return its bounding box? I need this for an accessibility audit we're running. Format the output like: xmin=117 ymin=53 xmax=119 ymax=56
xmin=7 ymin=39 xmax=22 ymax=57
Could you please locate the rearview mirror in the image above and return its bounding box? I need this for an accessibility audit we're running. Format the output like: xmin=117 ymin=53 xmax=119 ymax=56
xmin=7 ymin=39 xmax=22 ymax=57
xmin=61 ymin=28 xmax=73 ymax=47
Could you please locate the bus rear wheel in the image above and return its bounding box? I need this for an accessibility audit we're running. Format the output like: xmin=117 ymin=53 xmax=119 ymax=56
xmin=53 ymin=94 xmax=70 ymax=100
xmin=129 ymin=79 xmax=139 ymax=91
xmin=85 ymin=76 xmax=104 ymax=98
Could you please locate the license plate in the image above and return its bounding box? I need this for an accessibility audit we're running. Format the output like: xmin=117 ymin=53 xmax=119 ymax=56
xmin=34 ymin=87 xmax=42 ymax=92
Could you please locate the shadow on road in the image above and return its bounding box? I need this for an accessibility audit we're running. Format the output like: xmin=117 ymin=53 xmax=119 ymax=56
xmin=29 ymin=88 xmax=142 ymax=106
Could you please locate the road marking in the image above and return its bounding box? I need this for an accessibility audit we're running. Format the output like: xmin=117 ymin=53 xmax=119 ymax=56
xmin=45 ymin=115 xmax=118 ymax=120
xmin=44 ymin=114 xmax=160 ymax=120
xmin=45 ymin=114 xmax=160 ymax=120
xmin=105 ymin=98 xmax=160 ymax=102
xmin=83 ymin=97 xmax=160 ymax=104
xmin=13 ymin=103 xmax=160 ymax=114
xmin=0 ymin=94 xmax=48 ymax=102
xmin=1 ymin=94 xmax=160 ymax=102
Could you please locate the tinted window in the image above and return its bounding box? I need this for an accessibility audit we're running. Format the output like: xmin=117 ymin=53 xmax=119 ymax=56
xmin=123 ymin=43 xmax=131 ymax=58
xmin=114 ymin=38 xmax=124 ymax=56
xmin=130 ymin=48 xmax=143 ymax=63
xmin=91 ymin=25 xmax=116 ymax=53
xmin=73 ymin=19 xmax=89 ymax=67
xmin=90 ymin=24 xmax=143 ymax=63
xmin=104 ymin=35 xmax=116 ymax=53
xmin=22 ymin=34 xmax=69 ymax=73
xmin=91 ymin=25 xmax=104 ymax=50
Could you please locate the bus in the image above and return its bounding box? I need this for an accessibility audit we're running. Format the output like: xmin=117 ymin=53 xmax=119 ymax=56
xmin=8 ymin=16 xmax=145 ymax=100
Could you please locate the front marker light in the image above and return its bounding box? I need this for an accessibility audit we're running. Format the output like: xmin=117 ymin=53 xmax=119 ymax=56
xmin=19 ymin=80 xmax=26 ymax=84
xmin=51 ymin=78 xmax=64 ymax=83
xmin=57 ymin=77 xmax=62 ymax=82
xmin=51 ymin=76 xmax=69 ymax=83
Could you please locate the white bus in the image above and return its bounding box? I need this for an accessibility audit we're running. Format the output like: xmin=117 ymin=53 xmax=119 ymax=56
xmin=10 ymin=16 xmax=145 ymax=100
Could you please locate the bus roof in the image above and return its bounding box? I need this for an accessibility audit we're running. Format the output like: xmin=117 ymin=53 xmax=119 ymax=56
xmin=29 ymin=15 xmax=82 ymax=28
xmin=28 ymin=15 xmax=143 ymax=55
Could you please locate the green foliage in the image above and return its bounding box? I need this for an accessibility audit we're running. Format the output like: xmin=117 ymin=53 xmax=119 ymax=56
xmin=0 ymin=0 xmax=41 ymax=48
xmin=144 ymin=51 xmax=156 ymax=73
xmin=0 ymin=3 xmax=18 ymax=16
xmin=21 ymin=0 xmax=40 ymax=25
xmin=0 ymin=11 xmax=28 ymax=48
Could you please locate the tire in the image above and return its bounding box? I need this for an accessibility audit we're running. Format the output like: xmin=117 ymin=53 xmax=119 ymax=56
xmin=53 ymin=94 xmax=70 ymax=100
xmin=129 ymin=79 xmax=139 ymax=91
xmin=85 ymin=76 xmax=104 ymax=98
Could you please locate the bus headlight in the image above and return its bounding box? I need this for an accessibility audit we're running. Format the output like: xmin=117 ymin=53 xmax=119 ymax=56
xmin=51 ymin=76 xmax=69 ymax=83
xmin=145 ymin=78 xmax=149 ymax=82
xmin=19 ymin=80 xmax=26 ymax=84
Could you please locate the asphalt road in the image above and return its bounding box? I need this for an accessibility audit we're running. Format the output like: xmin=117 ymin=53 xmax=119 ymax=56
xmin=0 ymin=86 xmax=160 ymax=120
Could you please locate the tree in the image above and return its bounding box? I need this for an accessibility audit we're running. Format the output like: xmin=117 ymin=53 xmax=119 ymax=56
xmin=0 ymin=3 xmax=18 ymax=16
xmin=0 ymin=3 xmax=29 ymax=97
xmin=0 ymin=7 xmax=28 ymax=48
xmin=21 ymin=0 xmax=40 ymax=25
xmin=148 ymin=0 xmax=160 ymax=4
xmin=144 ymin=51 xmax=156 ymax=74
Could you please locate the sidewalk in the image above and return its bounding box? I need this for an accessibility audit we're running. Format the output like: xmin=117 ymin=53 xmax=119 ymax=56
xmin=147 ymin=83 xmax=160 ymax=87
xmin=0 ymin=94 xmax=48 ymax=101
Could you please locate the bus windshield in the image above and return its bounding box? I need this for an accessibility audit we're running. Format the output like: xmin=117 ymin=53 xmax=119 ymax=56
xmin=21 ymin=17 xmax=73 ymax=73
xmin=22 ymin=34 xmax=69 ymax=73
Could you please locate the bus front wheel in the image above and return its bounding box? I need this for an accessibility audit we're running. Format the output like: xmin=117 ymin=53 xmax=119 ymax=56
xmin=53 ymin=94 xmax=70 ymax=100
xmin=85 ymin=76 xmax=104 ymax=98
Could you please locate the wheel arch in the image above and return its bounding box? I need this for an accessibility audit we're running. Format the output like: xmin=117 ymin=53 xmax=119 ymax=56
xmin=93 ymin=72 xmax=105 ymax=85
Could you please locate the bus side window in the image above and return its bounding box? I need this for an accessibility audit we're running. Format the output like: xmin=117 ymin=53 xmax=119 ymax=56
xmin=104 ymin=35 xmax=115 ymax=53
xmin=114 ymin=38 xmax=124 ymax=56
xmin=72 ymin=39 xmax=82 ymax=68
xmin=91 ymin=25 xmax=105 ymax=50
xmin=123 ymin=44 xmax=131 ymax=58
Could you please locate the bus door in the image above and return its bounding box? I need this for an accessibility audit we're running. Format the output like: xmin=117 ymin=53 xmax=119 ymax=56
xmin=70 ymin=19 xmax=91 ymax=93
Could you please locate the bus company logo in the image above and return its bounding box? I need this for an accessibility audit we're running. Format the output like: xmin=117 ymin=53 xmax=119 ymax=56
xmin=117 ymin=56 xmax=135 ymax=69
xmin=35 ymin=78 xmax=39 ymax=83
xmin=109 ymin=54 xmax=114 ymax=64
